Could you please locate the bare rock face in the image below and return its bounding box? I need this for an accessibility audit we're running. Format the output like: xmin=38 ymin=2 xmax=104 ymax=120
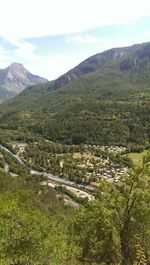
xmin=0 ymin=63 xmax=48 ymax=99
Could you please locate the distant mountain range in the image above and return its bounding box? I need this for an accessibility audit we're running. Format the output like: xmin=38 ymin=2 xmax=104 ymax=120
xmin=0 ymin=63 xmax=48 ymax=100
xmin=0 ymin=42 xmax=150 ymax=146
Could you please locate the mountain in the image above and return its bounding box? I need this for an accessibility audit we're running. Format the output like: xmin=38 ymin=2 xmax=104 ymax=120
xmin=0 ymin=42 xmax=150 ymax=147
xmin=0 ymin=41 xmax=150 ymax=265
xmin=0 ymin=63 xmax=48 ymax=100
xmin=50 ymin=42 xmax=150 ymax=89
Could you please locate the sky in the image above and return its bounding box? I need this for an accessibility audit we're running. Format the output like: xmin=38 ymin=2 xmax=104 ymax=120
xmin=0 ymin=0 xmax=150 ymax=80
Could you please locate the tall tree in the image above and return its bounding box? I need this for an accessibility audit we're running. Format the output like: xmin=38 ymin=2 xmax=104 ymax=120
xmin=73 ymin=153 xmax=150 ymax=265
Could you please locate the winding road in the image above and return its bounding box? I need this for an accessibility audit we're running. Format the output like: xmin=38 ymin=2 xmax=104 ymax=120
xmin=0 ymin=143 xmax=94 ymax=200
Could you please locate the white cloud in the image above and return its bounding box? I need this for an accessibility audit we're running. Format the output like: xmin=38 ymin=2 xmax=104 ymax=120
xmin=0 ymin=0 xmax=149 ymax=42
xmin=66 ymin=33 xmax=106 ymax=44
xmin=9 ymin=40 xmax=36 ymax=60
xmin=1 ymin=26 xmax=150 ymax=80
xmin=0 ymin=37 xmax=86 ymax=79
xmin=0 ymin=0 xmax=149 ymax=79
xmin=23 ymin=52 xmax=87 ymax=80
xmin=0 ymin=46 xmax=13 ymax=68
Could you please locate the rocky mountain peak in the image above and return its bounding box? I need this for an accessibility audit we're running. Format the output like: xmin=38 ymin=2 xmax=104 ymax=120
xmin=0 ymin=62 xmax=48 ymax=99
xmin=9 ymin=62 xmax=24 ymax=68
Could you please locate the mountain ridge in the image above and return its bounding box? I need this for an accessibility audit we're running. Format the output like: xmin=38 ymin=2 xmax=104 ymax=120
xmin=0 ymin=41 xmax=150 ymax=146
xmin=0 ymin=63 xmax=48 ymax=99
xmin=49 ymin=41 xmax=150 ymax=90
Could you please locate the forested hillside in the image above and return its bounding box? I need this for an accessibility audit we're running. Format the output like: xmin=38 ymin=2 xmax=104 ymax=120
xmin=0 ymin=144 xmax=150 ymax=264
xmin=0 ymin=41 xmax=150 ymax=264
xmin=0 ymin=42 xmax=150 ymax=146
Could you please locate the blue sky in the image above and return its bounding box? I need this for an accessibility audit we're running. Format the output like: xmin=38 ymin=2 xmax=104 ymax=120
xmin=0 ymin=0 xmax=150 ymax=79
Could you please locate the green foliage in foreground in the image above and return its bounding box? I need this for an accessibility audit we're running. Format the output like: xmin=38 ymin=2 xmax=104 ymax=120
xmin=0 ymin=153 xmax=149 ymax=264
xmin=0 ymin=172 xmax=78 ymax=265
xmin=0 ymin=193 xmax=67 ymax=265
xmin=73 ymin=153 xmax=150 ymax=265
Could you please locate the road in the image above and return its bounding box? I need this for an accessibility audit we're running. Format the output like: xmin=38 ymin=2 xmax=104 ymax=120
xmin=0 ymin=143 xmax=95 ymax=200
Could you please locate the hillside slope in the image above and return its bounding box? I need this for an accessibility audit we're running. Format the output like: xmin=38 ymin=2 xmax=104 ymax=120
xmin=50 ymin=42 xmax=150 ymax=89
xmin=0 ymin=42 xmax=150 ymax=146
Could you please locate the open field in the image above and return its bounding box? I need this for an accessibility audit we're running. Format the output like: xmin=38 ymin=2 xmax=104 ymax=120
xmin=125 ymin=150 xmax=148 ymax=166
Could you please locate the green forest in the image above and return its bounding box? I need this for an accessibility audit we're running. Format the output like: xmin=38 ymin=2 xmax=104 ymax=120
xmin=0 ymin=43 xmax=150 ymax=147
xmin=0 ymin=146 xmax=150 ymax=264
xmin=0 ymin=42 xmax=150 ymax=264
